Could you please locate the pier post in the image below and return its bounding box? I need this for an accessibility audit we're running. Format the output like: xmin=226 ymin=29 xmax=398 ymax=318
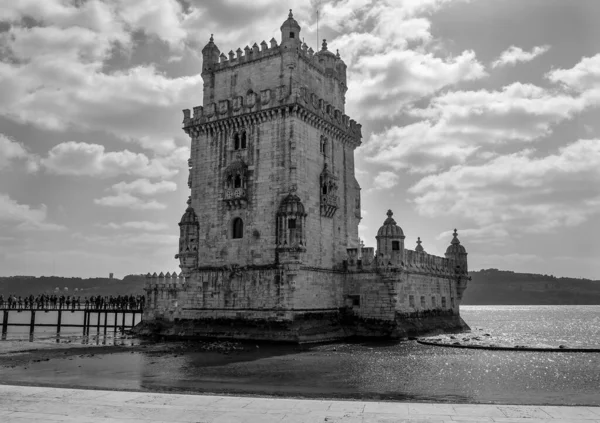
xmin=113 ymin=311 xmax=118 ymax=334
xmin=29 ymin=310 xmax=36 ymax=337
xmin=83 ymin=311 xmax=87 ymax=336
xmin=57 ymin=309 xmax=62 ymax=336
xmin=2 ymin=310 xmax=8 ymax=339
xmin=96 ymin=311 xmax=100 ymax=334
xmin=121 ymin=311 xmax=126 ymax=332
xmin=103 ymin=311 xmax=108 ymax=336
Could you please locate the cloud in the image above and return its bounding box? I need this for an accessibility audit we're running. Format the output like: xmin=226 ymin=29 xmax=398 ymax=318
xmin=364 ymin=83 xmax=587 ymax=173
xmin=41 ymin=142 xmax=177 ymax=179
xmin=373 ymin=171 xmax=400 ymax=190
xmin=409 ymin=139 xmax=600 ymax=236
xmin=93 ymin=193 xmax=166 ymax=210
xmin=0 ymin=193 xmax=64 ymax=231
xmin=0 ymin=134 xmax=39 ymax=172
xmin=547 ymin=53 xmax=600 ymax=93
xmin=97 ymin=221 xmax=169 ymax=231
xmin=110 ymin=178 xmax=177 ymax=196
xmin=491 ymin=45 xmax=550 ymax=68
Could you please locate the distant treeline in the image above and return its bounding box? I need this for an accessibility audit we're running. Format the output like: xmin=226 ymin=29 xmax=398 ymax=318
xmin=1 ymin=269 xmax=599 ymax=305
xmin=463 ymin=269 xmax=600 ymax=305
xmin=0 ymin=275 xmax=146 ymax=297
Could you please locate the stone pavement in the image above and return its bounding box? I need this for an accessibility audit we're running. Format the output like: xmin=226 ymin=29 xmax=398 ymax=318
xmin=0 ymin=385 xmax=599 ymax=423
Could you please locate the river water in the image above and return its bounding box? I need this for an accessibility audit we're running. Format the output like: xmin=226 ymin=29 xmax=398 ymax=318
xmin=1 ymin=306 xmax=599 ymax=406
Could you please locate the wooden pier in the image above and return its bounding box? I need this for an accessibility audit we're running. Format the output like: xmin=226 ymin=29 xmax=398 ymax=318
xmin=1 ymin=308 xmax=143 ymax=339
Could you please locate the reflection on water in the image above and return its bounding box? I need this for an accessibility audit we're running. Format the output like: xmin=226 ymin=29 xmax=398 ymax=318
xmin=1 ymin=306 xmax=599 ymax=406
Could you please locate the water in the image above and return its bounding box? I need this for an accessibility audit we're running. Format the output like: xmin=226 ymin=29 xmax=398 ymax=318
xmin=1 ymin=306 xmax=599 ymax=406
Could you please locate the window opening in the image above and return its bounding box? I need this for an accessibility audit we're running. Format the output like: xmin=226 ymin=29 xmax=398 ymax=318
xmin=420 ymin=296 xmax=425 ymax=308
xmin=432 ymin=296 xmax=436 ymax=307
xmin=441 ymin=297 xmax=447 ymax=308
xmin=409 ymin=295 xmax=415 ymax=308
xmin=288 ymin=218 xmax=296 ymax=229
xmin=234 ymin=134 xmax=240 ymax=150
xmin=241 ymin=132 xmax=247 ymax=149
xmin=226 ymin=175 xmax=233 ymax=188
xmin=232 ymin=218 xmax=244 ymax=239
xmin=234 ymin=175 xmax=242 ymax=188
xmin=392 ymin=241 xmax=400 ymax=251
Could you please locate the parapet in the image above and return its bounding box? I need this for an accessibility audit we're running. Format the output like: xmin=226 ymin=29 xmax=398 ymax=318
xmin=207 ymin=38 xmax=347 ymax=87
xmin=182 ymin=86 xmax=362 ymax=142
xmin=144 ymin=271 xmax=187 ymax=292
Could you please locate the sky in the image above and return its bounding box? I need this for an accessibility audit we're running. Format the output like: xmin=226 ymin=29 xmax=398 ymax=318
xmin=0 ymin=0 xmax=599 ymax=279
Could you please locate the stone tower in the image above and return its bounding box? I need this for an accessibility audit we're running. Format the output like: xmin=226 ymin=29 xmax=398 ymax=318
xmin=181 ymin=10 xmax=363 ymax=271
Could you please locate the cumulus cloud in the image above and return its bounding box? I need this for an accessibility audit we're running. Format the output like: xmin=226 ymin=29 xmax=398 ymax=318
xmin=409 ymin=139 xmax=600 ymax=236
xmin=364 ymin=83 xmax=588 ymax=173
xmin=97 ymin=221 xmax=169 ymax=231
xmin=0 ymin=134 xmax=38 ymax=172
xmin=492 ymin=45 xmax=550 ymax=68
xmin=547 ymin=53 xmax=600 ymax=93
xmin=373 ymin=171 xmax=400 ymax=190
xmin=93 ymin=193 xmax=167 ymax=210
xmin=0 ymin=193 xmax=64 ymax=231
xmin=110 ymin=178 xmax=177 ymax=196
xmin=41 ymin=142 xmax=177 ymax=179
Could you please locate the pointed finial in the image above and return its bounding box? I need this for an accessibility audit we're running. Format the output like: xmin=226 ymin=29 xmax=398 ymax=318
xmin=322 ymin=39 xmax=328 ymax=51
xmin=386 ymin=209 xmax=393 ymax=218
xmin=416 ymin=237 xmax=424 ymax=252
xmin=210 ymin=34 xmax=214 ymax=42
xmin=336 ymin=49 xmax=340 ymax=58
xmin=289 ymin=9 xmax=293 ymax=18
xmin=451 ymin=229 xmax=460 ymax=244
xmin=417 ymin=237 xmax=422 ymax=245
xmin=186 ymin=196 xmax=192 ymax=206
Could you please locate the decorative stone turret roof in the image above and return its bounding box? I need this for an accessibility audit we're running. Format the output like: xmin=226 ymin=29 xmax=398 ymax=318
xmin=280 ymin=9 xmax=300 ymax=31
xmin=202 ymin=34 xmax=218 ymax=54
xmin=377 ymin=210 xmax=405 ymax=238
xmin=415 ymin=237 xmax=424 ymax=252
xmin=179 ymin=197 xmax=199 ymax=226
xmin=317 ymin=39 xmax=336 ymax=58
xmin=445 ymin=229 xmax=467 ymax=254
xmin=278 ymin=190 xmax=306 ymax=216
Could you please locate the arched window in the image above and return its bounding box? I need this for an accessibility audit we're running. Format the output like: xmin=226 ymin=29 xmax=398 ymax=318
xmin=321 ymin=137 xmax=327 ymax=155
xmin=234 ymin=133 xmax=240 ymax=150
xmin=234 ymin=174 xmax=242 ymax=188
xmin=232 ymin=218 xmax=243 ymax=239
xmin=322 ymin=184 xmax=327 ymax=195
xmin=226 ymin=175 xmax=233 ymax=188
xmin=241 ymin=132 xmax=247 ymax=149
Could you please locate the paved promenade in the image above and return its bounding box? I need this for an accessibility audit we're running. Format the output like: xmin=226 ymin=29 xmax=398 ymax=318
xmin=0 ymin=385 xmax=599 ymax=422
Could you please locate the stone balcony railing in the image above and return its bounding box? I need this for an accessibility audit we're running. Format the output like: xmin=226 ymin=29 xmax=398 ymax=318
xmin=224 ymin=188 xmax=247 ymax=209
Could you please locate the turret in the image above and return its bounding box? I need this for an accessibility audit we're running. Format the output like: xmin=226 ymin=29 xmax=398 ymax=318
xmin=201 ymin=34 xmax=220 ymax=103
xmin=280 ymin=9 xmax=301 ymax=49
xmin=444 ymin=229 xmax=468 ymax=273
xmin=201 ymin=34 xmax=220 ymax=74
xmin=445 ymin=229 xmax=469 ymax=300
xmin=376 ymin=210 xmax=405 ymax=267
xmin=175 ymin=197 xmax=199 ymax=274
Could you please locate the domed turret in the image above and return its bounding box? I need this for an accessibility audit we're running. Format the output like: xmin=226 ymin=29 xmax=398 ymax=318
xmin=201 ymin=34 xmax=220 ymax=74
xmin=175 ymin=197 xmax=199 ymax=274
xmin=377 ymin=210 xmax=405 ymax=238
xmin=280 ymin=9 xmax=301 ymax=48
xmin=445 ymin=229 xmax=468 ymax=275
xmin=445 ymin=229 xmax=466 ymax=255
xmin=376 ymin=210 xmax=405 ymax=267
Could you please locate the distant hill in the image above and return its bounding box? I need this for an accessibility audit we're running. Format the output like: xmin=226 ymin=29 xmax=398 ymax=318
xmin=0 ymin=275 xmax=146 ymax=297
xmin=463 ymin=269 xmax=600 ymax=305
xmin=2 ymin=269 xmax=599 ymax=305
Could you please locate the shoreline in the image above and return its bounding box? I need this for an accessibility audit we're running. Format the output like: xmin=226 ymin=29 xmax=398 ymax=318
xmin=1 ymin=384 xmax=599 ymax=423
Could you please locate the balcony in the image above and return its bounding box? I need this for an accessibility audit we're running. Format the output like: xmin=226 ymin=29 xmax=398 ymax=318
xmin=223 ymin=188 xmax=247 ymax=209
